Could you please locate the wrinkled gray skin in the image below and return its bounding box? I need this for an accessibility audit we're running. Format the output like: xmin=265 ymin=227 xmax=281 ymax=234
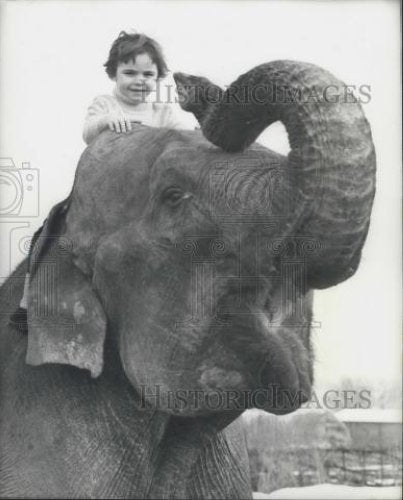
xmin=0 ymin=61 xmax=375 ymax=499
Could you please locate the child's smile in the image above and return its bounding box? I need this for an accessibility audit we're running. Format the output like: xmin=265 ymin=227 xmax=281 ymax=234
xmin=114 ymin=54 xmax=158 ymax=105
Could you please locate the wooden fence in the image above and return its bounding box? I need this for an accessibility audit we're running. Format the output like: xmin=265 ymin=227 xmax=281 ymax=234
xmin=249 ymin=446 xmax=402 ymax=492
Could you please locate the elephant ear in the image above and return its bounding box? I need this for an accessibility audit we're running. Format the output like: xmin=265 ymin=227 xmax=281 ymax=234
xmin=26 ymin=199 xmax=107 ymax=378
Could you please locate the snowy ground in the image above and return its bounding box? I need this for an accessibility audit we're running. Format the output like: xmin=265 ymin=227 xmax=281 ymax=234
xmin=253 ymin=484 xmax=402 ymax=499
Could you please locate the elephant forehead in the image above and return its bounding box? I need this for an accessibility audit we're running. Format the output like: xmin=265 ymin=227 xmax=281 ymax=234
xmin=66 ymin=129 xmax=284 ymax=259
xmin=150 ymin=146 xmax=212 ymax=190
xmin=70 ymin=129 xmax=188 ymax=218
xmin=83 ymin=125 xmax=179 ymax=164
xmin=64 ymin=129 xmax=197 ymax=259
xmin=150 ymin=141 xmax=284 ymax=191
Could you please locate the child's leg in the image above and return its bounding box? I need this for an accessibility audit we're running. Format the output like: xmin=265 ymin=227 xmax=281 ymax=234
xmin=19 ymin=272 xmax=30 ymax=309
xmin=18 ymin=223 xmax=44 ymax=311
xmin=10 ymin=223 xmax=44 ymax=331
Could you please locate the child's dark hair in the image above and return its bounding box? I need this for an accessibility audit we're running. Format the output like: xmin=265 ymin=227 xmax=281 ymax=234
xmin=104 ymin=31 xmax=168 ymax=79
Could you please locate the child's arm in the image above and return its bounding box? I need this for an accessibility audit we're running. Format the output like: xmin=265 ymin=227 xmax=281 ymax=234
xmin=83 ymin=96 xmax=133 ymax=144
xmin=83 ymin=96 xmax=110 ymax=144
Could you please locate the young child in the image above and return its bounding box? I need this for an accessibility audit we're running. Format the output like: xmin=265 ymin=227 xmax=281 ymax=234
xmin=83 ymin=30 xmax=185 ymax=144
xmin=11 ymin=31 xmax=187 ymax=332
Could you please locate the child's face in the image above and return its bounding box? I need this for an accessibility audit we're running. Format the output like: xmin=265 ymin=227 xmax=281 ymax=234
xmin=113 ymin=53 xmax=158 ymax=104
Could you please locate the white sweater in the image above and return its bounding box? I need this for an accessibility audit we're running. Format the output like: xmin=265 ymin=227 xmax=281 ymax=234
xmin=83 ymin=88 xmax=187 ymax=144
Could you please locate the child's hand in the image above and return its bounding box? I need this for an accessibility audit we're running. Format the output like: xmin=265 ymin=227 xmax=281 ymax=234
xmin=104 ymin=112 xmax=133 ymax=133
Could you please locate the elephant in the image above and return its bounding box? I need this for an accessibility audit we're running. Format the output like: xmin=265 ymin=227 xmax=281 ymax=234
xmin=0 ymin=60 xmax=375 ymax=498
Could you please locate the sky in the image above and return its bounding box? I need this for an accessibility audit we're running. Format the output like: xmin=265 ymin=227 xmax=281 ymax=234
xmin=0 ymin=0 xmax=401 ymax=390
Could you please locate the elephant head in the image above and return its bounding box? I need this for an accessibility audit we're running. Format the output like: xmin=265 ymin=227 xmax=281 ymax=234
xmin=25 ymin=60 xmax=375 ymax=420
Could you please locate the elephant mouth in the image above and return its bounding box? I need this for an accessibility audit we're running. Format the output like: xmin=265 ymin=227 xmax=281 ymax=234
xmin=132 ymin=313 xmax=313 ymax=417
xmin=256 ymin=360 xmax=311 ymax=415
xmin=194 ymin=373 xmax=311 ymax=417
xmin=206 ymin=309 xmax=313 ymax=416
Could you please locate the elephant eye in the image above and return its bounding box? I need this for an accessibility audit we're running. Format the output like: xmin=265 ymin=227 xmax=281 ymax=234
xmin=162 ymin=186 xmax=192 ymax=207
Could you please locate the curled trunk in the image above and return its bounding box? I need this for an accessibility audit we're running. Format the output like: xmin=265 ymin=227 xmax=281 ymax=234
xmin=174 ymin=61 xmax=376 ymax=288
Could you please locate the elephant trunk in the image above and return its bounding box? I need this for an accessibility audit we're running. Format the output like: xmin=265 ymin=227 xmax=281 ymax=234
xmin=174 ymin=61 xmax=376 ymax=288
